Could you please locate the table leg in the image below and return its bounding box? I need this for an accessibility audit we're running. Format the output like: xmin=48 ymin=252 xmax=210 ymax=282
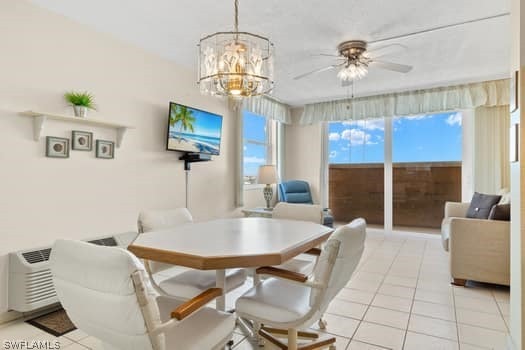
xmin=215 ymin=269 xmax=226 ymax=311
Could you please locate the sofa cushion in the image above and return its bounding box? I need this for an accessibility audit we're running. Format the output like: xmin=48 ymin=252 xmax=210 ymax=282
xmin=466 ymin=192 xmax=501 ymax=219
xmin=488 ymin=204 xmax=511 ymax=221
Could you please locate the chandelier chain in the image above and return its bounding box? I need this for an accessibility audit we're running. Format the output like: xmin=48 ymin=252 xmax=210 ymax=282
xmin=234 ymin=0 xmax=239 ymax=32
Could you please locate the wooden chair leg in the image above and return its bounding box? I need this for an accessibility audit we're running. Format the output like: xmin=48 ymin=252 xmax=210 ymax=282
xmin=261 ymin=326 xmax=319 ymax=340
xmin=288 ymin=329 xmax=298 ymax=350
xmin=451 ymin=278 xmax=466 ymax=287
xmin=298 ymin=336 xmax=336 ymax=350
xmin=258 ymin=327 xmax=335 ymax=350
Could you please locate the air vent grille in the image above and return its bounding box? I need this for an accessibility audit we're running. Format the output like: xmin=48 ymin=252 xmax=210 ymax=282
xmin=22 ymin=248 xmax=52 ymax=264
xmin=88 ymin=237 xmax=118 ymax=247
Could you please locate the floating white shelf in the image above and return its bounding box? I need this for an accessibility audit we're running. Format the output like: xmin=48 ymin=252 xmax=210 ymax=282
xmin=20 ymin=111 xmax=135 ymax=148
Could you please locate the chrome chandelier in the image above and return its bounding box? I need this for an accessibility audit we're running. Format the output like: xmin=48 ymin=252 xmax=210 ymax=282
xmin=197 ymin=0 xmax=274 ymax=98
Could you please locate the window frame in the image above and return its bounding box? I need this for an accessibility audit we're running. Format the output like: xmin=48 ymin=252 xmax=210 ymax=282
xmin=242 ymin=112 xmax=277 ymax=190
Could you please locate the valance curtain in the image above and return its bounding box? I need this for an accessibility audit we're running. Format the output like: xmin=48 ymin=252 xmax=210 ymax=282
xmin=300 ymin=79 xmax=510 ymax=124
xmin=474 ymin=105 xmax=510 ymax=194
xmin=243 ymin=96 xmax=292 ymax=124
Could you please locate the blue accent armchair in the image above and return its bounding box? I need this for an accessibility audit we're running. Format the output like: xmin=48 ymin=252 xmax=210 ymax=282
xmin=278 ymin=180 xmax=334 ymax=227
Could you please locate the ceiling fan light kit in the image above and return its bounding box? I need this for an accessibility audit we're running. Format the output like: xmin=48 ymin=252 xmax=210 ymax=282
xmin=198 ymin=0 xmax=274 ymax=98
xmin=295 ymin=39 xmax=413 ymax=83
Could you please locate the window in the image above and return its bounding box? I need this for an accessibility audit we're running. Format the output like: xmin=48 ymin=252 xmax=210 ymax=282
xmin=327 ymin=111 xmax=463 ymax=229
xmin=393 ymin=112 xmax=462 ymax=162
xmin=243 ymin=111 xmax=276 ymax=185
xmin=328 ymin=118 xmax=385 ymax=164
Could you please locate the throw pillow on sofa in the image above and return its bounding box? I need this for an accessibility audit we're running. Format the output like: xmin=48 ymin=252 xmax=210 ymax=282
xmin=466 ymin=192 xmax=502 ymax=219
xmin=488 ymin=204 xmax=511 ymax=221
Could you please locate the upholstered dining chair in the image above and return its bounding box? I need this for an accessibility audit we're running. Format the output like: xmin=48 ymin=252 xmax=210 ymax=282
xmin=137 ymin=208 xmax=247 ymax=300
xmin=272 ymin=202 xmax=324 ymax=275
xmin=51 ymin=239 xmax=235 ymax=350
xmin=236 ymin=218 xmax=367 ymax=350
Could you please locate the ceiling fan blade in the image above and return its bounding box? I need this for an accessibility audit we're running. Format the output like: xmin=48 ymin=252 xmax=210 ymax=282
xmin=293 ymin=64 xmax=342 ymax=80
xmin=371 ymin=60 xmax=413 ymax=73
xmin=310 ymin=53 xmax=343 ymax=58
xmin=367 ymin=43 xmax=407 ymax=59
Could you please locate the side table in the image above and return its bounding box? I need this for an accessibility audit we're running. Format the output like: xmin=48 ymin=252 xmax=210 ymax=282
xmin=241 ymin=207 xmax=273 ymax=218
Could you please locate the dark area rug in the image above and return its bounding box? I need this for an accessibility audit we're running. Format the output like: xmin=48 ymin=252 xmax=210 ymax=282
xmin=26 ymin=308 xmax=76 ymax=337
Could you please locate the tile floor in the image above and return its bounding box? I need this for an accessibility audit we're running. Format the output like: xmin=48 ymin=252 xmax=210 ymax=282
xmin=0 ymin=228 xmax=510 ymax=349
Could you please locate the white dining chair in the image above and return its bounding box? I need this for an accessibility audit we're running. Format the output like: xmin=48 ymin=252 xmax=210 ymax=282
xmin=236 ymin=218 xmax=367 ymax=350
xmin=271 ymin=202 xmax=324 ymax=275
xmin=138 ymin=208 xmax=247 ymax=300
xmin=51 ymin=239 xmax=235 ymax=350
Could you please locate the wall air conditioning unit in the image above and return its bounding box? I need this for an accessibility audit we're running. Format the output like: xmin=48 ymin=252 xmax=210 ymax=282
xmin=8 ymin=232 xmax=137 ymax=312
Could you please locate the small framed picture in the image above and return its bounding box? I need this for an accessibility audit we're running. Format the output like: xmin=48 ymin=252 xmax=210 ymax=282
xmin=72 ymin=130 xmax=93 ymax=151
xmin=96 ymin=140 xmax=115 ymax=159
xmin=46 ymin=136 xmax=69 ymax=158
xmin=511 ymin=70 xmax=519 ymax=113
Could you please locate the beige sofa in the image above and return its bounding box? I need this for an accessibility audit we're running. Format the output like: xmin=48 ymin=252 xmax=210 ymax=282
xmin=441 ymin=201 xmax=510 ymax=286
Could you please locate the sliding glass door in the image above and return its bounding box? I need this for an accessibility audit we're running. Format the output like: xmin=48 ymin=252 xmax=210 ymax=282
xmin=328 ymin=118 xmax=385 ymax=227
xmin=328 ymin=112 xmax=463 ymax=230
xmin=392 ymin=113 xmax=463 ymax=230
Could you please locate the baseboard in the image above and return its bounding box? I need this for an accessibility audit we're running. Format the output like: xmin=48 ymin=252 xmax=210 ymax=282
xmin=0 ymin=303 xmax=61 ymax=326
xmin=0 ymin=310 xmax=22 ymax=325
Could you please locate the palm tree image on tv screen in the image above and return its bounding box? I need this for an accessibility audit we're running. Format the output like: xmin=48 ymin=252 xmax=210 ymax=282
xmin=168 ymin=103 xmax=223 ymax=155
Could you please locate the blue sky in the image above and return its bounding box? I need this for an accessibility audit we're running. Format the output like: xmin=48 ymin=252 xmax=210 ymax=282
xmin=328 ymin=112 xmax=462 ymax=164
xmin=243 ymin=111 xmax=267 ymax=177
xmin=170 ymin=104 xmax=223 ymax=138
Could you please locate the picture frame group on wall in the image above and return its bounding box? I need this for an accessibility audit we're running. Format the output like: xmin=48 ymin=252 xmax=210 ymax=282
xmin=71 ymin=130 xmax=93 ymax=151
xmin=46 ymin=136 xmax=69 ymax=158
xmin=96 ymin=140 xmax=115 ymax=159
xmin=45 ymin=130 xmax=115 ymax=160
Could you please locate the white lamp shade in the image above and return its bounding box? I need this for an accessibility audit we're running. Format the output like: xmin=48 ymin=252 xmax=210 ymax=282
xmin=257 ymin=165 xmax=278 ymax=185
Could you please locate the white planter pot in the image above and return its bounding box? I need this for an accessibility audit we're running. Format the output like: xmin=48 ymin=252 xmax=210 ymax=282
xmin=73 ymin=106 xmax=88 ymax=118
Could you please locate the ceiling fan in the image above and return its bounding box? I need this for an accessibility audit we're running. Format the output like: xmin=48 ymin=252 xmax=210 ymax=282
xmin=293 ymin=12 xmax=510 ymax=85
xmin=294 ymin=40 xmax=412 ymax=84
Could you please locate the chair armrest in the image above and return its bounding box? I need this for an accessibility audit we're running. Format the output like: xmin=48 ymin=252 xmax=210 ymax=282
xmin=304 ymin=247 xmax=322 ymax=256
xmin=171 ymin=288 xmax=223 ymax=320
xmin=256 ymin=266 xmax=308 ymax=283
xmin=445 ymin=202 xmax=470 ymax=218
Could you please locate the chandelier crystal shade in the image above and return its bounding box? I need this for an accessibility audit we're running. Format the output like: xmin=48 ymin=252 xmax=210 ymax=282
xmin=198 ymin=0 xmax=274 ymax=98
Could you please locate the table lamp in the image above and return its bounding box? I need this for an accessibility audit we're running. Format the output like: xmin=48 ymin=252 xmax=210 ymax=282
xmin=257 ymin=165 xmax=277 ymax=210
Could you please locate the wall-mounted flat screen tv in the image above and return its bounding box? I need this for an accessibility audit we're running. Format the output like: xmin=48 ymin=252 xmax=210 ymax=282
xmin=167 ymin=102 xmax=223 ymax=155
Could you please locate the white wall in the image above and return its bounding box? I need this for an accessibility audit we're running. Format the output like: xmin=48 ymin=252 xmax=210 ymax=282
xmin=283 ymin=108 xmax=323 ymax=203
xmin=0 ymin=0 xmax=254 ymax=316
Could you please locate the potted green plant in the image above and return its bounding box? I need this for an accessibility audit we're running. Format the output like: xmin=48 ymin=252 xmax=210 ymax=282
xmin=64 ymin=91 xmax=96 ymax=118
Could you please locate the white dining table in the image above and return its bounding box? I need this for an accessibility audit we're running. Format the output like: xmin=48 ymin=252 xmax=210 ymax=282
xmin=128 ymin=217 xmax=333 ymax=311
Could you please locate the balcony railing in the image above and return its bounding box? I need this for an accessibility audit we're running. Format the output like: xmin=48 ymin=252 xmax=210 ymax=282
xmin=329 ymin=162 xmax=462 ymax=228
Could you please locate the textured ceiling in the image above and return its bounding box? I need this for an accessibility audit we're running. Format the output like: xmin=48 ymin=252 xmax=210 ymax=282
xmin=30 ymin=0 xmax=511 ymax=106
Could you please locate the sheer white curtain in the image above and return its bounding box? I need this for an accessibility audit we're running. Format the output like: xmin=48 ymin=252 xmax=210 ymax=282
xmin=234 ymin=97 xmax=291 ymax=207
xmin=300 ymin=79 xmax=509 ymax=124
xmin=319 ymin=122 xmax=329 ymax=208
xmin=231 ymin=100 xmax=244 ymax=207
xmin=474 ymin=105 xmax=510 ymax=194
